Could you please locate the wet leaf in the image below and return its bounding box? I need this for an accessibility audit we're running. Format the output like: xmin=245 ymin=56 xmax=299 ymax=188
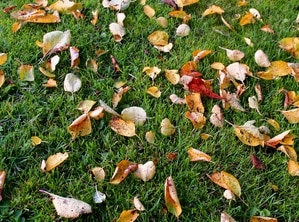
xmin=18 ymin=64 xmax=34 ymax=81
xmin=45 ymin=152 xmax=69 ymax=172
xmin=281 ymin=108 xmax=299 ymax=124
xmin=31 ymin=136 xmax=42 ymax=146
xmin=207 ymin=171 xmax=241 ymax=197
xmin=0 ymin=171 xmax=6 ymax=201
xmin=188 ymin=147 xmax=211 ymax=162
xmin=202 ymin=5 xmax=224 ymax=17
xmin=164 ymin=176 xmax=182 ymax=218
xmin=250 ymin=216 xmax=278 ymax=222
xmin=134 ymin=161 xmax=156 ymax=182
xmin=64 ymin=73 xmax=81 ymax=93
xmin=161 ymin=118 xmax=175 ymax=136
xmin=110 ymin=160 xmax=138 ymax=184
xmin=109 ymin=116 xmax=136 ymax=137
xmin=116 ymin=209 xmax=139 ymax=222
xmin=250 ymin=154 xmax=265 ymax=169
xmin=68 ymin=114 xmax=92 ymax=139
xmin=133 ymin=196 xmax=145 ymax=211
xmin=39 ymin=190 xmax=91 ymax=218
xmin=91 ymin=167 xmax=106 ymax=181
xmin=254 ymin=49 xmax=271 ymax=67
xmin=287 ymin=160 xmax=299 ymax=176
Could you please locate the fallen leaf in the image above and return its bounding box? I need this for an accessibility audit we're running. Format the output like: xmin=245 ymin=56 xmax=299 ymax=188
xmin=134 ymin=161 xmax=156 ymax=182
xmin=249 ymin=8 xmax=262 ymax=21
xmin=18 ymin=64 xmax=34 ymax=81
xmin=277 ymin=145 xmax=297 ymax=161
xmin=45 ymin=152 xmax=69 ymax=172
xmin=154 ymin=43 xmax=173 ymax=52
xmin=112 ymin=86 xmax=130 ymax=108
xmin=180 ymin=61 xmax=198 ymax=76
xmin=147 ymin=86 xmax=161 ymax=98
xmin=210 ymin=104 xmax=224 ymax=127
xmin=226 ymin=62 xmax=251 ymax=83
xmin=116 ymin=209 xmax=139 ymax=222
xmin=185 ymin=111 xmax=206 ymax=129
xmin=77 ymin=100 xmax=96 ymax=114
xmin=210 ymin=62 xmax=225 ymax=70
xmin=161 ymin=118 xmax=175 ymax=136
xmin=219 ymin=47 xmax=245 ymax=62
xmin=12 ymin=22 xmax=22 ymax=33
xmin=91 ymin=10 xmax=98 ymax=25
xmin=267 ymin=119 xmax=280 ymax=131
xmin=265 ymin=130 xmax=292 ymax=148
xmin=88 ymin=106 xmax=105 ymax=120
xmin=202 ymin=5 xmax=224 ymax=17
xmin=260 ymin=24 xmax=275 ymax=33
xmin=176 ymin=24 xmax=190 ymax=37
xmin=250 ymin=154 xmax=265 ymax=169
xmin=240 ymin=12 xmax=255 ymax=26
xmin=156 ymin=17 xmax=168 ymax=28
xmin=169 ymin=94 xmax=186 ymax=104
xmin=109 ymin=23 xmax=126 ymax=42
xmin=148 ymin=31 xmax=169 ymax=46
xmin=145 ymin=131 xmax=155 ymax=144
xmin=102 ymin=0 xmax=131 ymax=11
xmin=39 ymin=190 xmax=91 ymax=218
xmin=121 ymin=106 xmax=147 ymax=126
xmin=40 ymin=30 xmax=71 ymax=57
xmin=244 ymin=37 xmax=254 ymax=47
xmin=99 ymin=100 xmax=120 ymax=116
xmin=70 ymin=46 xmax=80 ymax=68
xmin=93 ymin=187 xmax=106 ymax=204
xmin=143 ymin=5 xmax=155 ymax=18
xmin=165 ymin=69 xmax=180 ymax=85
xmin=221 ymin=212 xmax=236 ymax=222
xmin=248 ymin=96 xmax=261 ymax=114
xmin=254 ymin=84 xmax=263 ymax=102
xmin=109 ymin=116 xmax=136 ymax=137
xmin=64 ymin=73 xmax=81 ymax=93
xmin=223 ymin=190 xmax=236 ymax=201
xmin=185 ymin=93 xmax=204 ymax=113
xmin=91 ymin=167 xmax=106 ymax=181
xmin=143 ymin=66 xmax=161 ymax=81
xmin=31 ymin=136 xmax=42 ymax=146
xmin=254 ymin=49 xmax=271 ymax=67
xmin=0 ymin=171 xmax=6 ymax=201
xmin=201 ymin=133 xmax=212 ymax=140
xmin=269 ymin=183 xmax=279 ymax=192
xmin=250 ymin=216 xmax=278 ymax=222
xmin=0 ymin=53 xmax=8 ymax=65
xmin=233 ymin=121 xmax=264 ymax=147
xmin=166 ymin=152 xmax=178 ymax=161
xmin=68 ymin=114 xmax=92 ymax=139
xmin=110 ymin=160 xmax=138 ymax=184
xmin=0 ymin=71 xmax=4 ymax=88
xmin=188 ymin=147 xmax=211 ymax=162
xmin=133 ymin=196 xmax=145 ymax=211
xmin=186 ymin=77 xmax=223 ymax=99
xmin=86 ymin=59 xmax=98 ymax=72
xmin=281 ymin=108 xmax=299 ymax=124
xmin=48 ymin=0 xmax=83 ymax=14
xmin=207 ymin=171 xmax=241 ymax=197
xmin=192 ymin=49 xmax=212 ymax=62
xmin=287 ymin=160 xmax=299 ymax=176
xmin=164 ymin=176 xmax=182 ymax=218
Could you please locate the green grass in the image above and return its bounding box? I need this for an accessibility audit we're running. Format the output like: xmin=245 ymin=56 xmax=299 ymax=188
xmin=0 ymin=0 xmax=299 ymax=221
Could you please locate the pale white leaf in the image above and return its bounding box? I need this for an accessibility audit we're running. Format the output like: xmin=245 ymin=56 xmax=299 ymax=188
xmin=248 ymin=95 xmax=261 ymax=114
xmin=133 ymin=196 xmax=145 ymax=211
xmin=254 ymin=49 xmax=271 ymax=67
xmin=121 ymin=106 xmax=147 ymax=126
xmin=176 ymin=24 xmax=190 ymax=37
xmin=93 ymin=187 xmax=106 ymax=204
xmin=64 ymin=73 xmax=81 ymax=93
xmin=134 ymin=161 xmax=156 ymax=182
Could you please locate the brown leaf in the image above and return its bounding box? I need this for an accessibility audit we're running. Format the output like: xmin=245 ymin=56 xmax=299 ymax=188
xmin=91 ymin=167 xmax=106 ymax=181
xmin=117 ymin=209 xmax=139 ymax=222
xmin=250 ymin=154 xmax=265 ymax=169
xmin=42 ymin=78 xmax=57 ymax=88
xmin=185 ymin=111 xmax=206 ymax=129
xmin=68 ymin=114 xmax=92 ymax=139
xmin=110 ymin=160 xmax=138 ymax=184
xmin=109 ymin=116 xmax=136 ymax=137
xmin=164 ymin=176 xmax=182 ymax=218
xmin=148 ymin=31 xmax=169 ymax=46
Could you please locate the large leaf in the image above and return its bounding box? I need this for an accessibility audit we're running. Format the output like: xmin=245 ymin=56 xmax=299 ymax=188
xmin=41 ymin=30 xmax=71 ymax=57
xmin=164 ymin=176 xmax=182 ymax=218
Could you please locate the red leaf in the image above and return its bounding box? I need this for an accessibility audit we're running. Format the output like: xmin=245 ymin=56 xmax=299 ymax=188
xmin=187 ymin=77 xmax=223 ymax=99
xmin=250 ymin=154 xmax=265 ymax=170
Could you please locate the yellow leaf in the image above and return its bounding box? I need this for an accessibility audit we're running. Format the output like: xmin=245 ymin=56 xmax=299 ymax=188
xmin=26 ymin=13 xmax=60 ymax=23
xmin=192 ymin=49 xmax=212 ymax=62
xmin=287 ymin=160 xmax=299 ymax=176
xmin=68 ymin=113 xmax=92 ymax=139
xmin=116 ymin=209 xmax=139 ymax=222
xmin=42 ymin=78 xmax=57 ymax=87
xmin=238 ymin=0 xmax=248 ymax=7
xmin=266 ymin=61 xmax=293 ymax=77
xmin=91 ymin=167 xmax=106 ymax=181
xmin=279 ymin=37 xmax=299 ymax=59
xmin=143 ymin=5 xmax=155 ymax=18
xmin=31 ymin=136 xmax=42 ymax=146
xmin=18 ymin=64 xmax=34 ymax=81
xmin=156 ymin=17 xmax=168 ymax=28
xmin=142 ymin=66 xmax=161 ymax=81
xmin=164 ymin=176 xmax=182 ymax=218
xmin=185 ymin=111 xmax=206 ymax=129
xmin=160 ymin=118 xmax=175 ymax=136
xmin=110 ymin=160 xmax=138 ymax=184
xmin=188 ymin=147 xmax=211 ymax=162
xmin=39 ymin=67 xmax=56 ymax=78
xmin=267 ymin=119 xmax=280 ymax=131
xmin=77 ymin=100 xmax=96 ymax=113
xmin=207 ymin=171 xmax=241 ymax=197
xmin=281 ymin=108 xmax=299 ymax=123
xmin=234 ymin=125 xmax=264 ymax=147
xmin=48 ymin=0 xmax=83 ymax=13
xmin=91 ymin=10 xmax=98 ymax=26
xmin=250 ymin=216 xmax=278 ymax=222
xmin=201 ymin=133 xmax=212 ymax=140
xmin=45 ymin=152 xmax=69 ymax=172
xmin=0 ymin=70 xmax=4 ymax=88
xmin=109 ymin=116 xmax=136 ymax=137
xmin=148 ymin=31 xmax=169 ymax=46
xmin=165 ymin=69 xmax=180 ymax=85
xmin=41 ymin=30 xmax=71 ymax=57
xmin=147 ymin=86 xmax=161 ymax=98
xmin=240 ymin=12 xmax=255 ymax=26
xmin=0 ymin=53 xmax=8 ymax=65
xmin=145 ymin=130 xmax=155 ymax=144
xmin=168 ymin=10 xmax=189 ymax=19
xmin=88 ymin=106 xmax=105 ymax=120
xmin=202 ymin=5 xmax=224 ymax=17
xmin=277 ymin=145 xmax=297 ymax=161
xmin=180 ymin=0 xmax=199 ymax=7
xmin=210 ymin=62 xmax=225 ymax=70
xmin=185 ymin=93 xmax=204 ymax=113
xmin=12 ymin=22 xmax=22 ymax=33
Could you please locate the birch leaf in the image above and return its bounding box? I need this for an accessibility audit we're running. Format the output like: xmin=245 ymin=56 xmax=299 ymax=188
xmin=64 ymin=73 xmax=81 ymax=93
xmin=39 ymin=190 xmax=91 ymax=218
xmin=226 ymin=62 xmax=251 ymax=82
xmin=117 ymin=210 xmax=139 ymax=222
xmin=188 ymin=147 xmax=211 ymax=162
xmin=134 ymin=161 xmax=156 ymax=182
xmin=45 ymin=152 xmax=69 ymax=172
xmin=287 ymin=160 xmax=299 ymax=176
xmin=41 ymin=30 xmax=71 ymax=57
xmin=164 ymin=176 xmax=182 ymax=218
xmin=109 ymin=117 xmax=136 ymax=137
xmin=165 ymin=69 xmax=180 ymax=85
xmin=31 ymin=136 xmax=42 ymax=146
xmin=18 ymin=64 xmax=34 ymax=81
xmin=277 ymin=145 xmax=297 ymax=161
xmin=147 ymin=86 xmax=161 ymax=98
xmin=110 ymin=160 xmax=138 ymax=184
xmin=68 ymin=114 xmax=92 ymax=139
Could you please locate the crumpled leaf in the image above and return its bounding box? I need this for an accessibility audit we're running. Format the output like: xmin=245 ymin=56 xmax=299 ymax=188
xmin=143 ymin=66 xmax=161 ymax=81
xmin=112 ymin=86 xmax=130 ymax=108
xmin=161 ymin=118 xmax=175 ymax=136
xmin=70 ymin=46 xmax=80 ymax=68
xmin=220 ymin=90 xmax=245 ymax=111
xmin=64 ymin=73 xmax=81 ymax=93
xmin=169 ymin=94 xmax=186 ymax=104
xmin=18 ymin=64 xmax=34 ymax=81
xmin=91 ymin=167 xmax=106 ymax=181
xmin=117 ymin=209 xmax=139 ymax=222
xmin=88 ymin=106 xmax=105 ymax=120
xmin=154 ymin=43 xmax=173 ymax=52
xmin=185 ymin=93 xmax=204 ymax=113
xmin=255 ymin=84 xmax=263 ymax=102
xmin=250 ymin=216 xmax=278 ymax=222
xmin=176 ymin=24 xmax=190 ymax=37
xmin=109 ymin=23 xmax=126 ymax=42
xmin=185 ymin=111 xmax=206 ymax=129
xmin=207 ymin=171 xmax=241 ymax=197
xmin=210 ymin=104 xmax=224 ymax=127
xmin=219 ymin=47 xmax=244 ymax=62
xmin=45 ymin=152 xmax=69 ymax=172
xmin=39 ymin=30 xmax=71 ymax=57
xmin=68 ymin=113 xmax=92 ymax=139
xmin=248 ymin=96 xmax=261 ymax=114
xmin=31 ymin=136 xmax=42 ymax=146
xmin=93 ymin=187 xmax=106 ymax=203
xmin=287 ymin=160 xmax=299 ymax=176
xmin=0 ymin=171 xmax=6 ymax=201
xmin=251 ymin=154 xmax=265 ymax=169
xmin=249 ymin=8 xmax=262 ymax=21
xmin=77 ymin=100 xmax=96 ymax=114
xmin=39 ymin=190 xmax=91 ymax=218
xmin=265 ymin=130 xmax=293 ymax=148
xmin=164 ymin=176 xmax=182 ymax=218
xmin=103 ymin=0 xmax=131 ymax=11
xmin=188 ymin=147 xmax=211 ymax=162
xmin=148 ymin=31 xmax=169 ymax=46
xmin=133 ymin=196 xmax=145 ymax=211
xmin=143 ymin=5 xmax=155 ymax=18
xmin=10 ymin=8 xmax=60 ymax=24
xmin=281 ymin=108 xmax=299 ymax=124
xmin=202 ymin=5 xmax=224 ymax=17
xmin=134 ymin=161 xmax=156 ymax=182
xmin=221 ymin=212 xmax=236 ymax=222
xmin=121 ymin=106 xmax=147 ymax=126
xmin=254 ymin=49 xmax=271 ymax=67
xmin=110 ymin=160 xmax=138 ymax=184
xmin=109 ymin=116 xmax=136 ymax=137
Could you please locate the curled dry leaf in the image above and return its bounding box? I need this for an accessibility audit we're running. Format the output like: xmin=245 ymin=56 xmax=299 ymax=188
xmin=112 ymin=86 xmax=130 ymax=108
xmin=176 ymin=24 xmax=190 ymax=37
xmin=143 ymin=66 xmax=161 ymax=81
xmin=202 ymin=5 xmax=224 ymax=17
xmin=255 ymin=84 xmax=263 ymax=102
xmin=221 ymin=212 xmax=236 ymax=222
xmin=161 ymin=118 xmax=175 ymax=136
xmin=68 ymin=113 xmax=92 ymax=139
xmin=281 ymin=108 xmax=299 ymax=124
xmin=254 ymin=49 xmax=271 ymax=67
xmin=165 ymin=69 xmax=180 ymax=85
xmin=154 ymin=43 xmax=173 ymax=52
xmin=110 ymin=160 xmax=138 ymax=184
xmin=147 ymin=86 xmax=161 ymax=98
xmin=156 ymin=17 xmax=168 ymax=28
xmin=207 ymin=171 xmax=241 ymax=197
xmin=248 ymin=96 xmax=261 ymax=114
xmin=91 ymin=10 xmax=98 ymax=25
xmin=117 ymin=209 xmax=139 ymax=222
xmin=109 ymin=116 xmax=136 ymax=137
xmin=287 ymin=160 xmax=299 ymax=176
xmin=144 ymin=5 xmax=155 ymax=18
xmin=40 ymin=190 xmax=91 ymax=219
xmin=0 ymin=171 xmax=6 ymax=201
xmin=133 ymin=196 xmax=145 ymax=211
xmin=277 ymin=145 xmax=297 ymax=161
xmin=233 ymin=121 xmax=264 ymax=147
xmin=45 ymin=152 xmax=69 ymax=172
xmin=88 ymin=106 xmax=105 ymax=120
xmin=169 ymin=94 xmax=186 ymax=104
xmin=265 ymin=130 xmax=292 ymax=148
xmin=91 ymin=167 xmax=106 ymax=181
xmin=134 ymin=161 xmax=156 ymax=182
xmin=249 ymin=8 xmax=262 ymax=21
xmin=109 ymin=23 xmax=125 ymax=42
xmin=192 ymin=49 xmax=212 ymax=62
xmin=18 ymin=64 xmax=34 ymax=81
xmin=121 ymin=106 xmax=147 ymax=126
xmin=64 ymin=73 xmax=81 ymax=93
xmin=145 ymin=131 xmax=155 ymax=144
xmin=31 ymin=136 xmax=42 ymax=146
xmin=70 ymin=46 xmax=80 ymax=68
xmin=219 ymin=47 xmax=245 ymax=62
xmin=185 ymin=93 xmax=204 ymax=113
xmin=250 ymin=216 xmax=278 ymax=222
xmin=185 ymin=111 xmax=206 ymax=129
xmin=164 ymin=176 xmax=182 ymax=218
xmin=188 ymin=147 xmax=211 ymax=162
xmin=210 ymin=104 xmax=224 ymax=127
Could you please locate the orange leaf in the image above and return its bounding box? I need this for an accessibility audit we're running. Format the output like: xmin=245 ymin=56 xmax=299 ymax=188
xmin=180 ymin=61 xmax=198 ymax=76
xmin=68 ymin=113 xmax=92 ymax=139
xmin=45 ymin=152 xmax=69 ymax=172
xmin=185 ymin=111 xmax=206 ymax=129
xmin=185 ymin=93 xmax=204 ymax=113
xmin=202 ymin=5 xmax=224 ymax=17
xmin=188 ymin=147 xmax=211 ymax=162
xmin=287 ymin=160 xmax=299 ymax=176
xmin=164 ymin=176 xmax=182 ymax=218
xmin=110 ymin=160 xmax=138 ymax=184
xmin=207 ymin=171 xmax=241 ymax=197
xmin=116 ymin=210 xmax=139 ymax=222
xmin=192 ymin=49 xmax=212 ymax=62
xmin=281 ymin=108 xmax=299 ymax=124
xmin=109 ymin=116 xmax=136 ymax=137
xmin=250 ymin=216 xmax=278 ymax=222
xmin=240 ymin=12 xmax=255 ymax=26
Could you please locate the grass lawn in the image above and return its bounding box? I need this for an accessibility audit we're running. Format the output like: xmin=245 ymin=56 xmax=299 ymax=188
xmin=0 ymin=0 xmax=299 ymax=221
